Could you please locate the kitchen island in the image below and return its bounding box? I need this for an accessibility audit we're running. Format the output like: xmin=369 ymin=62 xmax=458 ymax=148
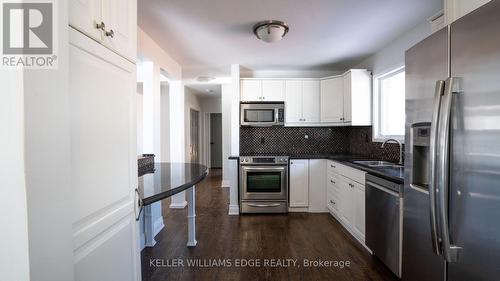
xmin=138 ymin=163 xmax=208 ymax=247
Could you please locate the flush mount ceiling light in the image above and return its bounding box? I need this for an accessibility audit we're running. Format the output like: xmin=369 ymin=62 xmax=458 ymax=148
xmin=253 ymin=20 xmax=289 ymax=43
xmin=196 ymin=76 xmax=215 ymax=82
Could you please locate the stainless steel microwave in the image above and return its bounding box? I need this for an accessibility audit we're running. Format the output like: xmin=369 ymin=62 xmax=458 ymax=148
xmin=240 ymin=102 xmax=284 ymax=127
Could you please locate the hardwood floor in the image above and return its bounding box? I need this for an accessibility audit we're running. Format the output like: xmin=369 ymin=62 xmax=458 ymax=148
xmin=141 ymin=169 xmax=398 ymax=281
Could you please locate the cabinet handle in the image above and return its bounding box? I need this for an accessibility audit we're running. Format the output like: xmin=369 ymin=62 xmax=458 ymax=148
xmin=330 ymin=165 xmax=336 ymax=168
xmin=330 ymin=200 xmax=335 ymax=205
xmin=105 ymin=29 xmax=114 ymax=38
xmin=95 ymin=21 xmax=106 ymax=31
xmin=349 ymin=183 xmax=354 ymax=188
xmin=330 ymin=180 xmax=336 ymax=184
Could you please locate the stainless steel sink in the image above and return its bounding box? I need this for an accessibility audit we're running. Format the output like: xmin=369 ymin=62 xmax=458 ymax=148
xmin=352 ymin=160 xmax=403 ymax=168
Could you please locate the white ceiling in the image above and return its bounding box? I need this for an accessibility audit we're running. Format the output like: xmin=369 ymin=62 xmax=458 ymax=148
xmin=138 ymin=0 xmax=442 ymax=79
xmin=185 ymin=84 xmax=222 ymax=98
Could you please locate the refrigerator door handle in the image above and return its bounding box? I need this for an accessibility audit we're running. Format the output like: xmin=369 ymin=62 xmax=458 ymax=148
xmin=437 ymin=77 xmax=462 ymax=263
xmin=429 ymin=80 xmax=445 ymax=256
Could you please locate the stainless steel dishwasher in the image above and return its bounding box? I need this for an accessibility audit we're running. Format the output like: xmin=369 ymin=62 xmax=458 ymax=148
xmin=365 ymin=174 xmax=403 ymax=278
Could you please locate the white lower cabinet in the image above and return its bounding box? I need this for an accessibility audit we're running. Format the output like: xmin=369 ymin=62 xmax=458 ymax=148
xmin=326 ymin=160 xmax=366 ymax=244
xmin=289 ymin=159 xmax=327 ymax=212
xmin=289 ymin=160 xmax=309 ymax=208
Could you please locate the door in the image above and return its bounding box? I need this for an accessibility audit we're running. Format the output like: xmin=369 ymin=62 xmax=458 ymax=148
xmin=289 ymin=160 xmax=309 ymax=207
xmin=402 ymin=27 xmax=448 ymax=281
xmin=69 ymin=28 xmax=140 ymax=281
xmin=70 ymin=0 xmax=102 ymax=41
xmin=210 ymin=113 xmax=222 ymax=168
xmin=240 ymin=166 xmax=287 ymax=201
xmin=241 ymin=80 xmax=262 ymax=101
xmin=302 ymin=80 xmax=320 ymax=123
xmin=320 ymin=77 xmax=344 ymax=123
xmin=102 ymin=0 xmax=137 ymax=61
xmin=190 ymin=109 xmax=200 ymax=163
xmin=337 ymin=177 xmax=352 ymax=224
xmin=262 ymin=80 xmax=284 ymax=101
xmin=285 ymin=80 xmax=303 ymax=123
xmin=343 ymin=72 xmax=352 ymax=122
xmin=448 ymin=2 xmax=500 ymax=280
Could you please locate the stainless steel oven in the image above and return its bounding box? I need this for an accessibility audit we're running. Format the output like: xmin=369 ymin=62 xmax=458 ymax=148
xmin=240 ymin=102 xmax=284 ymax=127
xmin=239 ymin=156 xmax=288 ymax=213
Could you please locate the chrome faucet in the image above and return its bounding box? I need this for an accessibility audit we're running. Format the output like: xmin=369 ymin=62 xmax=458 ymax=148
xmin=381 ymin=139 xmax=404 ymax=165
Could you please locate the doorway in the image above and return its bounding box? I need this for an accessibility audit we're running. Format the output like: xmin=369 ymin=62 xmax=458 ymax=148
xmin=210 ymin=113 xmax=222 ymax=168
xmin=190 ymin=109 xmax=200 ymax=163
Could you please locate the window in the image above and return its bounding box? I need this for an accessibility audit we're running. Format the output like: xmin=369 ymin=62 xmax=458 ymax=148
xmin=373 ymin=66 xmax=405 ymax=142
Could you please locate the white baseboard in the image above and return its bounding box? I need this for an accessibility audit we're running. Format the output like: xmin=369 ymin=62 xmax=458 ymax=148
xmin=153 ymin=217 xmax=165 ymax=237
xmin=288 ymin=207 xmax=309 ymax=213
xmin=221 ymin=180 xmax=230 ymax=188
xmin=169 ymin=201 xmax=187 ymax=209
xmin=228 ymin=204 xmax=239 ymax=215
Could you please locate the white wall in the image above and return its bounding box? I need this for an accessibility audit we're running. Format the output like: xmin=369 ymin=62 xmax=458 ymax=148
xmin=184 ymin=87 xmax=202 ymax=163
xmin=201 ymin=97 xmax=222 ymax=113
xmin=160 ymin=83 xmax=170 ymax=162
xmin=354 ymin=20 xmax=433 ymax=76
xmin=137 ymin=84 xmax=143 ymax=155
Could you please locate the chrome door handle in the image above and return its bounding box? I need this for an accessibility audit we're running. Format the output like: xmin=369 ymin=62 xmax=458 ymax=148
xmin=437 ymin=77 xmax=462 ymax=262
xmin=429 ymin=80 xmax=445 ymax=255
xmin=95 ymin=21 xmax=106 ymax=31
xmin=248 ymin=203 xmax=281 ymax=208
xmin=105 ymin=29 xmax=114 ymax=38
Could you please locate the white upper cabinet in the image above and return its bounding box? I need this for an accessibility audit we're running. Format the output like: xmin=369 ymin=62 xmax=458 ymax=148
xmin=240 ymin=79 xmax=284 ymax=101
xmin=343 ymin=70 xmax=372 ymax=125
xmin=242 ymin=70 xmax=370 ymax=127
xmin=241 ymin=80 xmax=262 ymax=101
xmin=320 ymin=77 xmax=344 ymax=123
xmin=101 ymin=0 xmax=137 ymax=61
xmin=262 ymin=80 xmax=284 ymax=101
xmin=284 ymin=80 xmax=303 ymax=123
xmin=284 ymin=80 xmax=320 ymax=125
xmin=70 ymin=0 xmax=102 ymax=41
xmin=301 ymin=80 xmax=321 ymax=123
xmin=70 ymin=0 xmax=137 ymax=62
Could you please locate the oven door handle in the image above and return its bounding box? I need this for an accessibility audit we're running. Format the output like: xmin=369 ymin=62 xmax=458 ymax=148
xmin=241 ymin=166 xmax=287 ymax=171
xmin=247 ymin=203 xmax=282 ymax=208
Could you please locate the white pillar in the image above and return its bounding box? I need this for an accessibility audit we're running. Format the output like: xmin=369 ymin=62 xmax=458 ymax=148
xmin=186 ymin=186 xmax=197 ymax=247
xmin=169 ymin=80 xmax=188 ymax=208
xmin=140 ymin=62 xmax=164 ymax=240
xmin=228 ymin=64 xmax=240 ymax=215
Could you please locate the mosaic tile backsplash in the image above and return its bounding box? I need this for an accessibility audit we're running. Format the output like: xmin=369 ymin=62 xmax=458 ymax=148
xmin=240 ymin=126 xmax=403 ymax=163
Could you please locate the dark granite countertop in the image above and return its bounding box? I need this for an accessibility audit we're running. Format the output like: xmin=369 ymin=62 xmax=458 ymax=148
xmin=229 ymin=154 xmax=404 ymax=183
xmin=138 ymin=163 xmax=208 ymax=206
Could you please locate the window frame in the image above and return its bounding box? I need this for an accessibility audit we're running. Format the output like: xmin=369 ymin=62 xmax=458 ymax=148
xmin=372 ymin=65 xmax=406 ymax=143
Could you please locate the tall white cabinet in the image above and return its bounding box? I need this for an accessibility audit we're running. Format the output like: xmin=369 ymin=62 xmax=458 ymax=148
xmin=289 ymin=159 xmax=309 ymax=208
xmin=69 ymin=1 xmax=140 ymax=280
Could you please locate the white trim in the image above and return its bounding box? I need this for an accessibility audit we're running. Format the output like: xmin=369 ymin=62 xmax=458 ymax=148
xmin=228 ymin=204 xmax=240 ymax=215
xmin=153 ymin=217 xmax=165 ymax=237
xmin=221 ymin=180 xmax=230 ymax=188
xmin=169 ymin=201 xmax=187 ymax=209
xmin=372 ymin=65 xmax=406 ymax=143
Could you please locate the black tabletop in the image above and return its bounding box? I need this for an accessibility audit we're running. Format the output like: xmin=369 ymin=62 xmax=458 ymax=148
xmin=139 ymin=163 xmax=208 ymax=206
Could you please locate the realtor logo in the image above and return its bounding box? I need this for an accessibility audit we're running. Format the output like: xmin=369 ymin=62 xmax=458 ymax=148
xmin=1 ymin=0 xmax=57 ymax=69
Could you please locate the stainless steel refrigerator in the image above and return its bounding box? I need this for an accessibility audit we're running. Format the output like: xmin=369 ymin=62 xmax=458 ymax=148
xmin=403 ymin=1 xmax=500 ymax=281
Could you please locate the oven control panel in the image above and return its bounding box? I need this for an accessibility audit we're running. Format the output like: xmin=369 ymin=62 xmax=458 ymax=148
xmin=240 ymin=156 xmax=289 ymax=165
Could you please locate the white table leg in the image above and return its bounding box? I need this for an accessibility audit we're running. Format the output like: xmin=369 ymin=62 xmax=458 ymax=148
xmin=186 ymin=185 xmax=197 ymax=247
xmin=144 ymin=204 xmax=156 ymax=247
